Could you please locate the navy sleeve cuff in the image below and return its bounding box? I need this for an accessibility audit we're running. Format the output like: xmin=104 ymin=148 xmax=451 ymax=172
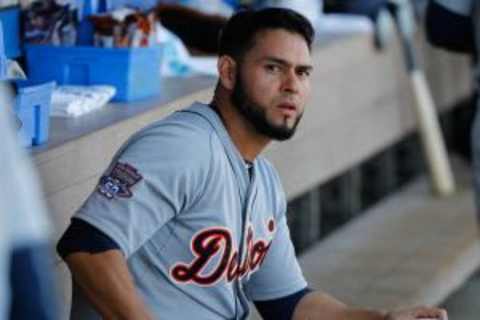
xmin=56 ymin=218 xmax=121 ymax=259
xmin=254 ymin=287 xmax=312 ymax=320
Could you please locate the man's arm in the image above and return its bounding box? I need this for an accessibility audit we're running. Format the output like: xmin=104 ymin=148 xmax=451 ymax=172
xmin=292 ymin=291 xmax=447 ymax=320
xmin=64 ymin=250 xmax=153 ymax=320
xmin=291 ymin=291 xmax=383 ymax=320
xmin=58 ymin=219 xmax=153 ymax=320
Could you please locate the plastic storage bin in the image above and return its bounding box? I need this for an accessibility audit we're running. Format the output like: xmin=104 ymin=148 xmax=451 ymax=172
xmin=14 ymin=80 xmax=55 ymax=147
xmin=0 ymin=6 xmax=20 ymax=58
xmin=25 ymin=45 xmax=163 ymax=102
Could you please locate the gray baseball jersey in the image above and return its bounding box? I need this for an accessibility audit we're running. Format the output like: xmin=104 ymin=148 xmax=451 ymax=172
xmin=71 ymin=102 xmax=307 ymax=320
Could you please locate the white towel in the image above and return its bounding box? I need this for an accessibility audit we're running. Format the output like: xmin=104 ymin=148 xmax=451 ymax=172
xmin=51 ymin=85 xmax=116 ymax=117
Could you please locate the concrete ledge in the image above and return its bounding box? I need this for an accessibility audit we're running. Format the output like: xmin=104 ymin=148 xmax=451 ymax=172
xmin=297 ymin=157 xmax=480 ymax=311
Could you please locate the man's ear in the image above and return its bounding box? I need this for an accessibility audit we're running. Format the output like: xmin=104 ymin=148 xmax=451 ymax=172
xmin=218 ymin=55 xmax=237 ymax=91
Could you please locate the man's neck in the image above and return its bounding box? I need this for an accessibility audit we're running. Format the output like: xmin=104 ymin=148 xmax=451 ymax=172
xmin=211 ymin=96 xmax=270 ymax=162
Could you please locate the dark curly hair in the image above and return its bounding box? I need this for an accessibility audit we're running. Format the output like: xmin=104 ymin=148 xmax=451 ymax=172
xmin=218 ymin=7 xmax=314 ymax=61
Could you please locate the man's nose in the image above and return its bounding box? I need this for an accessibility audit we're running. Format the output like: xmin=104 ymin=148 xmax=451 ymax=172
xmin=282 ymin=69 xmax=300 ymax=93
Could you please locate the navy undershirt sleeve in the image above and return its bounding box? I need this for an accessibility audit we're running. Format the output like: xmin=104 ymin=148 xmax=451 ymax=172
xmin=254 ymin=287 xmax=312 ymax=320
xmin=56 ymin=218 xmax=120 ymax=259
xmin=426 ymin=1 xmax=475 ymax=53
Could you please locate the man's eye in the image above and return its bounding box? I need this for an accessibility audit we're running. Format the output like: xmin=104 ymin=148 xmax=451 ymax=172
xmin=265 ymin=64 xmax=281 ymax=72
xmin=297 ymin=69 xmax=311 ymax=78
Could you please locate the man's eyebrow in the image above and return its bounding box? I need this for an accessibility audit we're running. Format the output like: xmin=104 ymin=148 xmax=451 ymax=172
xmin=262 ymin=56 xmax=313 ymax=71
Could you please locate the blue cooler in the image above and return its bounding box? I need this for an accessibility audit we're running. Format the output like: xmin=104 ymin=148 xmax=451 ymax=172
xmin=25 ymin=44 xmax=163 ymax=102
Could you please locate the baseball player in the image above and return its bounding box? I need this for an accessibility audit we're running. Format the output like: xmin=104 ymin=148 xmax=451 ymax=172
xmin=58 ymin=7 xmax=448 ymax=320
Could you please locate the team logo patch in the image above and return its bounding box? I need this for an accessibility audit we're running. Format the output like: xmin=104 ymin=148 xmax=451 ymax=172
xmin=97 ymin=162 xmax=143 ymax=200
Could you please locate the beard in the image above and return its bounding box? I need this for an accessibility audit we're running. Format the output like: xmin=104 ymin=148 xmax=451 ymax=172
xmin=230 ymin=72 xmax=302 ymax=141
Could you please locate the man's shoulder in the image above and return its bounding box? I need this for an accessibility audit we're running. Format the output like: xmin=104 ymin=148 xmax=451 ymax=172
xmin=146 ymin=105 xmax=215 ymax=139
xmin=112 ymin=104 xmax=217 ymax=170
xmin=129 ymin=106 xmax=215 ymax=151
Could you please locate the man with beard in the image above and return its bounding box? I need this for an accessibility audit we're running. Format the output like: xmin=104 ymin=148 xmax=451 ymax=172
xmin=57 ymin=7 xmax=448 ymax=320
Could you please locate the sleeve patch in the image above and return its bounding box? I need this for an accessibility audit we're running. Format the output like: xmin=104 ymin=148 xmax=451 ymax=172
xmin=97 ymin=162 xmax=143 ymax=200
